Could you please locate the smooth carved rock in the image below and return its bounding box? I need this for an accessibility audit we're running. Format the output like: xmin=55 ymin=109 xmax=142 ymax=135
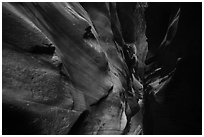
xmin=4 ymin=2 xmax=200 ymax=135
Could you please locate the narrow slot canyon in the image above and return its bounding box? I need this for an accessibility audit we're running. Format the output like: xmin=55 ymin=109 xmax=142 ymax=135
xmin=2 ymin=2 xmax=202 ymax=135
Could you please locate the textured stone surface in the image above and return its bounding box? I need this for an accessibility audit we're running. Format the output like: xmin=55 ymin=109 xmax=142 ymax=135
xmin=3 ymin=2 xmax=201 ymax=135
xmin=3 ymin=2 xmax=145 ymax=134
xmin=2 ymin=2 xmax=148 ymax=134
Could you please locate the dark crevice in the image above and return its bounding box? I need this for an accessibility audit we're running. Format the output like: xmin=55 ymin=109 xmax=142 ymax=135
xmin=29 ymin=45 xmax=55 ymax=55
xmin=67 ymin=110 xmax=90 ymax=135
xmin=83 ymin=26 xmax=96 ymax=40
xmin=90 ymin=85 xmax=113 ymax=107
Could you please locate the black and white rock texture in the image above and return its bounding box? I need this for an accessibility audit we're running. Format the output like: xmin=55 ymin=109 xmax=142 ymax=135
xmin=2 ymin=2 xmax=201 ymax=135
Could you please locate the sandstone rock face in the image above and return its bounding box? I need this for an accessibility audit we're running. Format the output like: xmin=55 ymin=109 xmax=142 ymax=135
xmin=3 ymin=2 xmax=146 ymax=134
xmin=2 ymin=2 xmax=201 ymax=135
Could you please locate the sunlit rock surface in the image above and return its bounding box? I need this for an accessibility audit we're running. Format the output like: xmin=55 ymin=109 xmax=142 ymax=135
xmin=2 ymin=2 xmax=201 ymax=135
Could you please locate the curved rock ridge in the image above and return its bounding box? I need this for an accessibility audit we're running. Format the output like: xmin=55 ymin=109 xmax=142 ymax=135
xmin=3 ymin=2 xmax=147 ymax=134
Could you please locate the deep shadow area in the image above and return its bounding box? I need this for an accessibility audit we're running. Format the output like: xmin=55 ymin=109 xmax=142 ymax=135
xmin=144 ymin=2 xmax=202 ymax=135
xmin=67 ymin=110 xmax=90 ymax=135
xmin=2 ymin=103 xmax=42 ymax=135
